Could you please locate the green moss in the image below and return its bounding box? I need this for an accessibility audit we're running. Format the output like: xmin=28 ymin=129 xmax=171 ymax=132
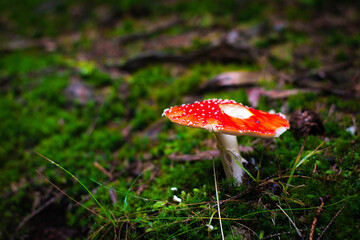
xmin=326 ymin=96 xmax=360 ymax=112
xmin=1 ymin=1 xmax=360 ymax=239
xmin=298 ymin=56 xmax=321 ymax=70
xmin=287 ymin=92 xmax=317 ymax=112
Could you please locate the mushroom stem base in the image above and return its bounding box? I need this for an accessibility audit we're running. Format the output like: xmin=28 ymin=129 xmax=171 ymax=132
xmin=215 ymin=133 xmax=246 ymax=185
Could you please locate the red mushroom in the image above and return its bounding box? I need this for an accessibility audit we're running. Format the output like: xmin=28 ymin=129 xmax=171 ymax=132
xmin=163 ymin=99 xmax=290 ymax=185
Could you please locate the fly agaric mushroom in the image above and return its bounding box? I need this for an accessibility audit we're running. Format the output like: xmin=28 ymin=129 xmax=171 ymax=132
xmin=163 ymin=99 xmax=290 ymax=185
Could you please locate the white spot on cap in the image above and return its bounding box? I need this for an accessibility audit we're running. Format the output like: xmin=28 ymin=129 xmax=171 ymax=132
xmin=162 ymin=108 xmax=169 ymax=116
xmin=275 ymin=126 xmax=287 ymax=137
xmin=204 ymin=125 xmax=213 ymax=132
xmin=277 ymin=112 xmax=286 ymax=119
xmin=220 ymin=104 xmax=253 ymax=119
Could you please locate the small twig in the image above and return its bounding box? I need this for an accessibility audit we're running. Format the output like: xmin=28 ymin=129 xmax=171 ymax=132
xmin=85 ymin=115 xmax=99 ymax=136
xmin=262 ymin=228 xmax=311 ymax=239
xmin=233 ymin=221 xmax=259 ymax=239
xmin=117 ymin=40 xmax=255 ymax=72
xmin=276 ymin=204 xmax=302 ymax=237
xmin=317 ymin=206 xmax=345 ymax=240
xmin=12 ymin=193 xmax=62 ymax=240
xmin=324 ymin=104 xmax=336 ymax=123
xmin=94 ymin=161 xmax=113 ymax=179
xmin=109 ymin=189 xmax=118 ymax=205
xmin=351 ymin=114 xmax=357 ymax=135
xmin=310 ymin=196 xmax=330 ymax=240
xmin=85 ymin=101 xmax=104 ymax=136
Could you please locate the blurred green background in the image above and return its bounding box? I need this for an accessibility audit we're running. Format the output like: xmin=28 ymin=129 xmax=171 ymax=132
xmin=1 ymin=0 xmax=359 ymax=239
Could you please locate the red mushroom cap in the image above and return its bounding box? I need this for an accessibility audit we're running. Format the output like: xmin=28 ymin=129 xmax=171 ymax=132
xmin=163 ymin=99 xmax=290 ymax=138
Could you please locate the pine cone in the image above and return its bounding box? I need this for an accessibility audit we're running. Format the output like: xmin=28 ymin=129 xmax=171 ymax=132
xmin=290 ymin=108 xmax=325 ymax=138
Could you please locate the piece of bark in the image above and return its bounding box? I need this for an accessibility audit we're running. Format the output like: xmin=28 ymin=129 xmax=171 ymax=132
xmin=248 ymin=88 xmax=315 ymax=107
xmin=117 ymin=32 xmax=257 ymax=72
xmin=201 ymin=71 xmax=272 ymax=91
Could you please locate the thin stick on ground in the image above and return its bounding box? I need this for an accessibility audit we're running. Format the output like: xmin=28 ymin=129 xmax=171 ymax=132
xmin=37 ymin=170 xmax=110 ymax=221
xmin=276 ymin=203 xmax=302 ymax=237
xmin=317 ymin=206 xmax=345 ymax=240
xmin=262 ymin=228 xmax=310 ymax=239
xmin=35 ymin=151 xmax=115 ymax=225
xmin=11 ymin=193 xmax=62 ymax=240
xmin=213 ymin=159 xmax=225 ymax=240
xmin=310 ymin=196 xmax=330 ymax=240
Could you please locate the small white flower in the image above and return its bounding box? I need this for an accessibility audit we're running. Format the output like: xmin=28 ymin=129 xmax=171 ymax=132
xmin=206 ymin=224 xmax=214 ymax=230
xmin=170 ymin=187 xmax=178 ymax=191
xmin=346 ymin=126 xmax=356 ymax=135
xmin=173 ymin=195 xmax=182 ymax=203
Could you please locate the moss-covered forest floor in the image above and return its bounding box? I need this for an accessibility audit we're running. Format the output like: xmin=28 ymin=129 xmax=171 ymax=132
xmin=1 ymin=0 xmax=359 ymax=239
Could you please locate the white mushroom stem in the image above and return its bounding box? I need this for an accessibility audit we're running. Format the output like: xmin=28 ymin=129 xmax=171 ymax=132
xmin=215 ymin=132 xmax=247 ymax=185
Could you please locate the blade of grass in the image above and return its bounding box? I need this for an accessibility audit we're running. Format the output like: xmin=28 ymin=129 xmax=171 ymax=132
xmin=276 ymin=203 xmax=302 ymax=237
xmin=213 ymin=159 xmax=225 ymax=240
xmin=35 ymin=151 xmax=115 ymax=226
xmin=227 ymin=150 xmax=256 ymax=182
xmin=295 ymin=141 xmax=326 ymax=168
xmin=207 ymin=210 xmax=217 ymax=231
xmin=285 ymin=140 xmax=326 ymax=191
xmin=124 ymin=173 xmax=143 ymax=212
xmin=239 ymin=194 xmax=355 ymax=219
xmin=91 ymin=179 xmax=152 ymax=202
xmin=37 ymin=170 xmax=109 ymax=220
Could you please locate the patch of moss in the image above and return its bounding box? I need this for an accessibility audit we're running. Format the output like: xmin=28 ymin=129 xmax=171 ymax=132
xmin=287 ymin=92 xmax=317 ymax=112
xmin=1 ymin=1 xmax=360 ymax=239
